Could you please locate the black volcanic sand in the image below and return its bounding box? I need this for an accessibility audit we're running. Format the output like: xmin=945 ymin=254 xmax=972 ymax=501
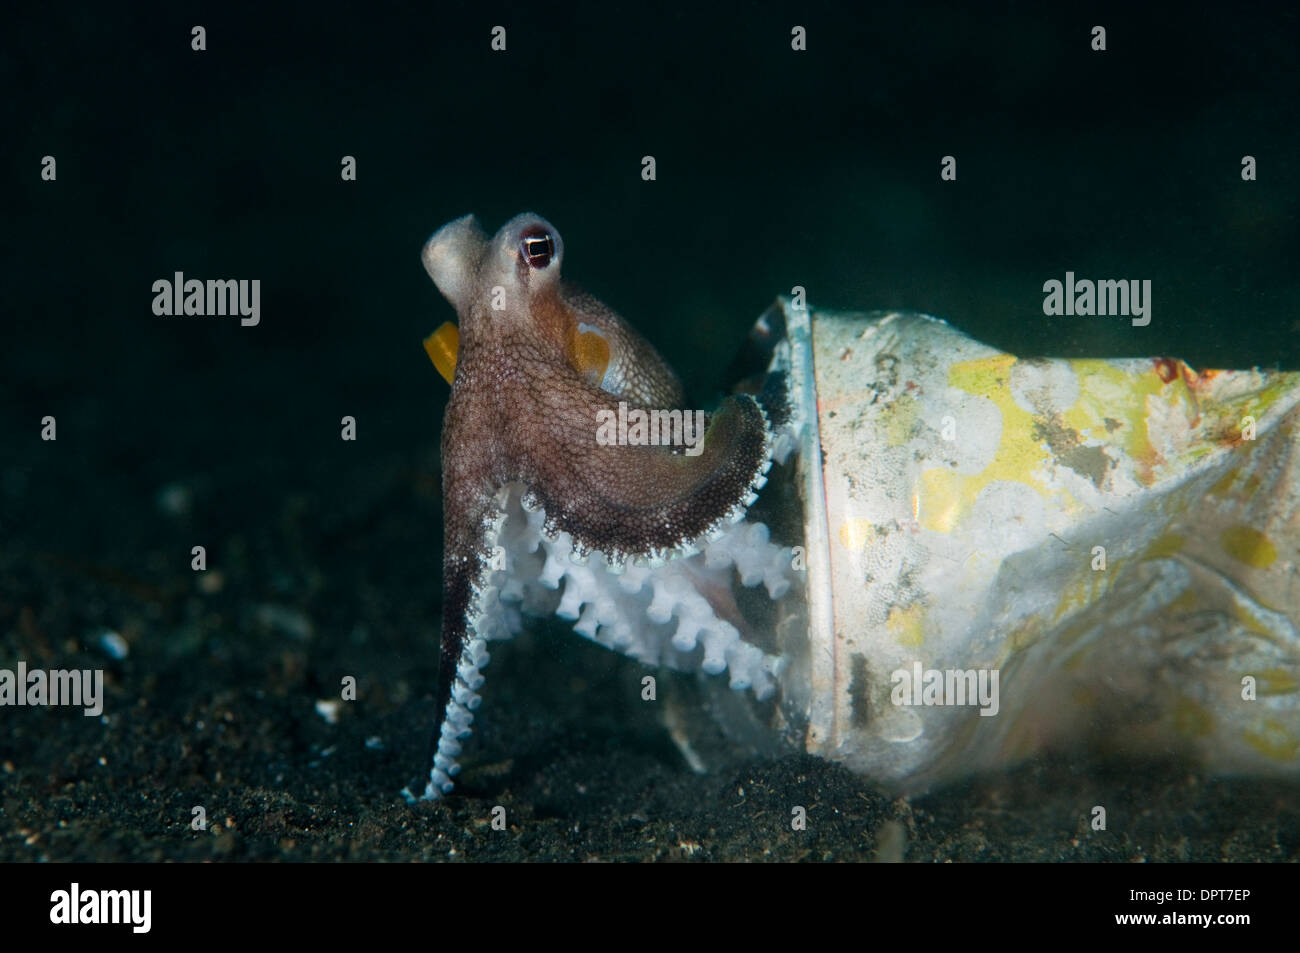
xmin=2 ymin=449 xmax=1296 ymax=863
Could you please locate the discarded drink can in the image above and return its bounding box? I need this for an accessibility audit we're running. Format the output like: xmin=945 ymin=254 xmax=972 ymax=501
xmin=739 ymin=297 xmax=1300 ymax=791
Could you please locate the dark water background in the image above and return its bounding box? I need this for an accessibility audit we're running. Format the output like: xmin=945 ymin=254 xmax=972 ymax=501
xmin=1 ymin=2 xmax=1297 ymax=861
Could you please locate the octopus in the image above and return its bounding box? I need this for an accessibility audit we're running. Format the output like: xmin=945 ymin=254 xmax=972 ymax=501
xmin=417 ymin=212 xmax=776 ymax=798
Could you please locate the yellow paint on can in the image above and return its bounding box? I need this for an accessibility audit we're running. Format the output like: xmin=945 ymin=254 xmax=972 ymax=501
xmin=1220 ymin=525 xmax=1278 ymax=569
xmin=1255 ymin=668 xmax=1299 ymax=697
xmin=887 ymin=602 xmax=926 ymax=647
xmin=838 ymin=518 xmax=874 ymax=551
xmin=1243 ymin=719 xmax=1299 ymax=761
xmin=1144 ymin=532 xmax=1187 ymax=559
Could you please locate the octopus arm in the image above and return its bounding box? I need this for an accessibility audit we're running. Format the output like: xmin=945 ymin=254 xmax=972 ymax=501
xmin=424 ymin=516 xmax=496 ymax=799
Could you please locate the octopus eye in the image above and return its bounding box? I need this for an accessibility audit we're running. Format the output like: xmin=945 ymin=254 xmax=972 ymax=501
xmin=519 ymin=226 xmax=555 ymax=269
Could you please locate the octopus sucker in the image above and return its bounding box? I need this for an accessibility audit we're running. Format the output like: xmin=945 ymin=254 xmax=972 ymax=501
xmin=417 ymin=212 xmax=793 ymax=800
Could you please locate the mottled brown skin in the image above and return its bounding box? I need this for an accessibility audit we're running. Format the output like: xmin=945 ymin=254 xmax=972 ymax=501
xmin=422 ymin=213 xmax=769 ymax=775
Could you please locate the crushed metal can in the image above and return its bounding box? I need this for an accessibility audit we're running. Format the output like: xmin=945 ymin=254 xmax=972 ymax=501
xmin=743 ymin=298 xmax=1300 ymax=792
